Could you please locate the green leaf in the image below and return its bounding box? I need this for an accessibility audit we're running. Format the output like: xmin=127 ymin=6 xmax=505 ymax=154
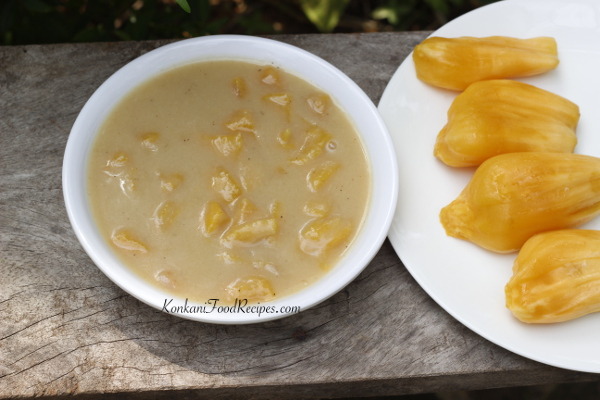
xmin=372 ymin=6 xmax=396 ymax=24
xmin=176 ymin=0 xmax=191 ymax=13
xmin=300 ymin=0 xmax=349 ymax=33
xmin=372 ymin=0 xmax=416 ymax=28
xmin=372 ymin=1 xmax=413 ymax=25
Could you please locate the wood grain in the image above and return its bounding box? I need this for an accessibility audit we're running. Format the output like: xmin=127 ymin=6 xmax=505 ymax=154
xmin=0 ymin=33 xmax=597 ymax=399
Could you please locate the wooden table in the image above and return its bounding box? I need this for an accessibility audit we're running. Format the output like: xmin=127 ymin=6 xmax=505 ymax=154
xmin=1 ymin=32 xmax=598 ymax=399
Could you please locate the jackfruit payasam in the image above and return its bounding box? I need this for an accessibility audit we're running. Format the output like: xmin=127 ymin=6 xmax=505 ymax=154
xmin=506 ymin=230 xmax=600 ymax=323
xmin=413 ymin=36 xmax=559 ymax=91
xmin=440 ymin=152 xmax=600 ymax=253
xmin=87 ymin=60 xmax=370 ymax=306
xmin=434 ymin=80 xmax=579 ymax=167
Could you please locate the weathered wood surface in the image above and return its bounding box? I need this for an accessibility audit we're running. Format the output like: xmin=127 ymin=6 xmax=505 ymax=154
xmin=1 ymin=32 xmax=598 ymax=399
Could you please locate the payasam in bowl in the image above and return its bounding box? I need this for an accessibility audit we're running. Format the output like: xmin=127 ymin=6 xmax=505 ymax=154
xmin=63 ymin=35 xmax=398 ymax=323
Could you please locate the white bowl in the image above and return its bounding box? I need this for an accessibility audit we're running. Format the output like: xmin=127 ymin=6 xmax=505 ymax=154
xmin=63 ymin=35 xmax=398 ymax=324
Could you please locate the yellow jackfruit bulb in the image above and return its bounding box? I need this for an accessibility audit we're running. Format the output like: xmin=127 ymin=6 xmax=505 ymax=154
xmin=506 ymin=230 xmax=600 ymax=323
xmin=413 ymin=36 xmax=559 ymax=91
xmin=440 ymin=152 xmax=600 ymax=253
xmin=435 ymin=80 xmax=579 ymax=167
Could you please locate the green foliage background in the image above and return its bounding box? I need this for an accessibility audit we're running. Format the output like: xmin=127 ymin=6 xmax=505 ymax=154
xmin=0 ymin=0 xmax=500 ymax=46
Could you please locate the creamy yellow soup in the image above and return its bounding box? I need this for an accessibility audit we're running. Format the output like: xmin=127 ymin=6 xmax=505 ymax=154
xmin=88 ymin=60 xmax=370 ymax=304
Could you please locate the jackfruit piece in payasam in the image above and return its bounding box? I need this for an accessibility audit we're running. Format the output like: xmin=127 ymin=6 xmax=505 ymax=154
xmin=158 ymin=172 xmax=184 ymax=193
xmin=413 ymin=36 xmax=559 ymax=91
xmin=111 ymin=228 xmax=148 ymax=253
xmin=225 ymin=110 xmax=257 ymax=135
xmin=225 ymin=276 xmax=276 ymax=302
xmin=232 ymin=198 xmax=257 ymax=225
xmin=231 ymin=77 xmax=247 ymax=98
xmin=151 ymin=201 xmax=179 ymax=232
xmin=216 ymin=250 xmax=244 ymax=265
xmin=222 ymin=218 xmax=279 ymax=248
xmin=253 ymin=260 xmax=279 ymax=277
xmin=211 ymin=168 xmax=242 ymax=203
xmin=506 ymin=230 xmax=600 ymax=324
xmin=264 ymin=92 xmax=292 ymax=120
xmin=154 ymin=269 xmax=178 ymax=289
xmin=268 ymin=201 xmax=282 ymax=218
xmin=303 ymin=200 xmax=330 ymax=218
xmin=102 ymin=152 xmax=136 ymax=197
xmin=299 ymin=216 xmax=352 ymax=258
xmin=440 ymin=152 xmax=600 ymax=253
xmin=263 ymin=93 xmax=291 ymax=108
xmin=307 ymin=161 xmax=340 ymax=192
xmin=307 ymin=93 xmax=331 ymax=115
xmin=277 ymin=128 xmax=294 ymax=149
xmin=140 ymin=132 xmax=160 ymax=152
xmin=259 ymin=66 xmax=281 ymax=86
xmin=434 ymin=80 xmax=579 ymax=167
xmin=105 ymin=152 xmax=128 ymax=169
xmin=290 ymin=126 xmax=332 ymax=165
xmin=211 ymin=133 xmax=243 ymax=157
xmin=199 ymin=201 xmax=230 ymax=237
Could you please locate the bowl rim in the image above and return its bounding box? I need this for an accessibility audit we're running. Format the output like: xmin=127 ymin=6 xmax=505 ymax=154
xmin=62 ymin=34 xmax=399 ymax=324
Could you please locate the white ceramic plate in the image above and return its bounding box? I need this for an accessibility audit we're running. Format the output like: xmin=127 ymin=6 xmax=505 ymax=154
xmin=379 ymin=0 xmax=600 ymax=372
